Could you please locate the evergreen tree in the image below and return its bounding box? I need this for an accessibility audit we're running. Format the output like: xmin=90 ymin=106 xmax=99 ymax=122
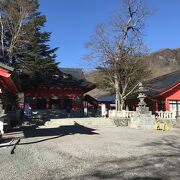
xmin=0 ymin=0 xmax=59 ymax=113
xmin=0 ymin=0 xmax=59 ymax=90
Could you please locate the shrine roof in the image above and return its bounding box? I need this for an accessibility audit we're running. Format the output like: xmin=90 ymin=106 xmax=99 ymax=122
xmin=146 ymin=69 xmax=180 ymax=96
xmin=0 ymin=63 xmax=19 ymax=93
xmin=94 ymin=70 xmax=180 ymax=102
xmin=96 ymin=94 xmax=115 ymax=103
xmin=0 ymin=62 xmax=14 ymax=72
xmin=60 ymin=68 xmax=85 ymax=81
xmin=37 ymin=68 xmax=96 ymax=92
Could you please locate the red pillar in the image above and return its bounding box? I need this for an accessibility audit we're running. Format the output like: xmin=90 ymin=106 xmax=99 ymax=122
xmin=155 ymin=97 xmax=158 ymax=112
xmin=81 ymin=96 xmax=84 ymax=109
xmin=46 ymin=98 xmax=50 ymax=109
xmin=33 ymin=97 xmax=37 ymax=110
xmin=58 ymin=99 xmax=61 ymax=109
xmin=61 ymin=98 xmax=63 ymax=109
xmin=72 ymin=97 xmax=74 ymax=110
xmin=165 ymin=99 xmax=170 ymax=111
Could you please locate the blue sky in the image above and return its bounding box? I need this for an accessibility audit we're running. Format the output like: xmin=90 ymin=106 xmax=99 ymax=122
xmin=39 ymin=0 xmax=180 ymax=69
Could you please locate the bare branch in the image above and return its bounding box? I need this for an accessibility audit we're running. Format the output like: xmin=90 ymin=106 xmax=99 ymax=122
xmin=0 ymin=15 xmax=5 ymax=62
xmin=85 ymin=0 xmax=151 ymax=110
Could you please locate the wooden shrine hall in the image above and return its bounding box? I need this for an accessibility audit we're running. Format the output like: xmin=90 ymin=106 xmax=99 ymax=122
xmin=24 ymin=68 xmax=96 ymax=118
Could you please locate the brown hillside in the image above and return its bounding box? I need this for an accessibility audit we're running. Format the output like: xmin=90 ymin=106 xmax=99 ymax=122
xmin=85 ymin=48 xmax=180 ymax=97
xmin=147 ymin=48 xmax=180 ymax=77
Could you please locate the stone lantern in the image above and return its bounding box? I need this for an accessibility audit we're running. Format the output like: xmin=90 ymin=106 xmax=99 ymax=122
xmin=129 ymin=82 xmax=156 ymax=129
xmin=136 ymin=82 xmax=149 ymax=114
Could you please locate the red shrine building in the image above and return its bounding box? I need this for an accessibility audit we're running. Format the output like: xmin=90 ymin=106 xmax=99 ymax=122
xmin=0 ymin=63 xmax=19 ymax=94
xmin=24 ymin=68 xmax=96 ymax=118
xmin=96 ymin=70 xmax=180 ymax=117
xmin=0 ymin=63 xmax=19 ymax=134
xmin=127 ymin=70 xmax=180 ymax=115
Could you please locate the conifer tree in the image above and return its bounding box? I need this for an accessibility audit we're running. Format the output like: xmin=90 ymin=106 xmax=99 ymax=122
xmin=0 ymin=0 xmax=59 ymax=89
xmin=0 ymin=0 xmax=59 ymax=112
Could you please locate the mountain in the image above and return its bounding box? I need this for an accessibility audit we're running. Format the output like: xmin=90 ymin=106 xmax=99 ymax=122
xmin=147 ymin=48 xmax=180 ymax=77
xmin=85 ymin=48 xmax=180 ymax=97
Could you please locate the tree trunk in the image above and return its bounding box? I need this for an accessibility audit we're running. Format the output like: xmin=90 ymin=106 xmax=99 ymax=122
xmin=115 ymin=74 xmax=121 ymax=111
xmin=115 ymin=74 xmax=125 ymax=111
xmin=120 ymin=98 xmax=125 ymax=111
xmin=115 ymin=93 xmax=125 ymax=111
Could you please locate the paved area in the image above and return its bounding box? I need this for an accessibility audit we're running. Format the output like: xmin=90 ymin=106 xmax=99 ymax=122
xmin=0 ymin=124 xmax=179 ymax=180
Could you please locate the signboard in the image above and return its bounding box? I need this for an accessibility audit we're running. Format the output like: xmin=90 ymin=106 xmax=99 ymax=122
xmin=101 ymin=103 xmax=107 ymax=117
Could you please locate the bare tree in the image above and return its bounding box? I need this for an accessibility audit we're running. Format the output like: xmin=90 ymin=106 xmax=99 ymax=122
xmin=86 ymin=0 xmax=151 ymax=111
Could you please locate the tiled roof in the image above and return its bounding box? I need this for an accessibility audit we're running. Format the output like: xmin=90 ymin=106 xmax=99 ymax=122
xmin=41 ymin=68 xmax=96 ymax=92
xmin=97 ymin=94 xmax=115 ymax=103
xmin=146 ymin=70 xmax=180 ymax=96
xmin=60 ymin=68 xmax=85 ymax=81
xmin=0 ymin=63 xmax=19 ymax=92
xmin=0 ymin=62 xmax=14 ymax=71
xmin=95 ymin=70 xmax=180 ymax=102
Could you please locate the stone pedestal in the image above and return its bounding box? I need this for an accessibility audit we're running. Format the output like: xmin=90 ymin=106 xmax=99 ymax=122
xmin=129 ymin=82 xmax=156 ymax=129
xmin=176 ymin=117 xmax=180 ymax=127
xmin=129 ymin=112 xmax=155 ymax=129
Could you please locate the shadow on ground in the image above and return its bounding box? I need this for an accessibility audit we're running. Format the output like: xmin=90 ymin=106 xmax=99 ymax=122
xmin=0 ymin=123 xmax=98 ymax=147
xmin=55 ymin=134 xmax=180 ymax=180
xmin=22 ymin=123 xmax=98 ymax=138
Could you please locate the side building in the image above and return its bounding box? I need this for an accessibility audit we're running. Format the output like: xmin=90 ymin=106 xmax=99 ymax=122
xmin=0 ymin=63 xmax=19 ymax=134
xmin=95 ymin=70 xmax=180 ymax=118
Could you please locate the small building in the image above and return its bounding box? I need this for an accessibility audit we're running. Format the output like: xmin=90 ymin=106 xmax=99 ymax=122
xmin=95 ymin=70 xmax=180 ymax=117
xmin=0 ymin=63 xmax=19 ymax=134
xmin=24 ymin=68 xmax=96 ymax=118
xmin=0 ymin=62 xmax=19 ymax=94
xmin=96 ymin=94 xmax=116 ymax=109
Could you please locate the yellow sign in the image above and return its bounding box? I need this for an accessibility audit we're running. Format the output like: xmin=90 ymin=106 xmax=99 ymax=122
xmin=156 ymin=121 xmax=169 ymax=131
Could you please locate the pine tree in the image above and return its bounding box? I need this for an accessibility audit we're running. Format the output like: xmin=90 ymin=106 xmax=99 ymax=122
xmin=0 ymin=0 xmax=59 ymax=90
xmin=17 ymin=8 xmax=59 ymax=75
xmin=0 ymin=0 xmax=59 ymax=113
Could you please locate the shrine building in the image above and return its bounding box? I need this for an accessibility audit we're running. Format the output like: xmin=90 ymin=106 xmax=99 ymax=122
xmin=0 ymin=63 xmax=19 ymax=134
xmin=0 ymin=62 xmax=19 ymax=94
xmin=24 ymin=68 xmax=96 ymax=118
xmin=96 ymin=70 xmax=180 ymax=117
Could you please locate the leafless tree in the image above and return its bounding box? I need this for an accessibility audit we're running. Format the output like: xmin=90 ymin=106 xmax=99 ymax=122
xmin=86 ymin=0 xmax=151 ymax=110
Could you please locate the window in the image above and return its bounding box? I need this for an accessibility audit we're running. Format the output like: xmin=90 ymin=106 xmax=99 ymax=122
xmin=169 ymin=100 xmax=180 ymax=117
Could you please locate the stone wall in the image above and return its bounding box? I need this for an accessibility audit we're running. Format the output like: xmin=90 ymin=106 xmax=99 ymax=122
xmin=109 ymin=109 xmax=179 ymax=129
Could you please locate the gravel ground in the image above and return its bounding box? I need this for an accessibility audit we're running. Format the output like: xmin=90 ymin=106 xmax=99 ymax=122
xmin=0 ymin=123 xmax=179 ymax=180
